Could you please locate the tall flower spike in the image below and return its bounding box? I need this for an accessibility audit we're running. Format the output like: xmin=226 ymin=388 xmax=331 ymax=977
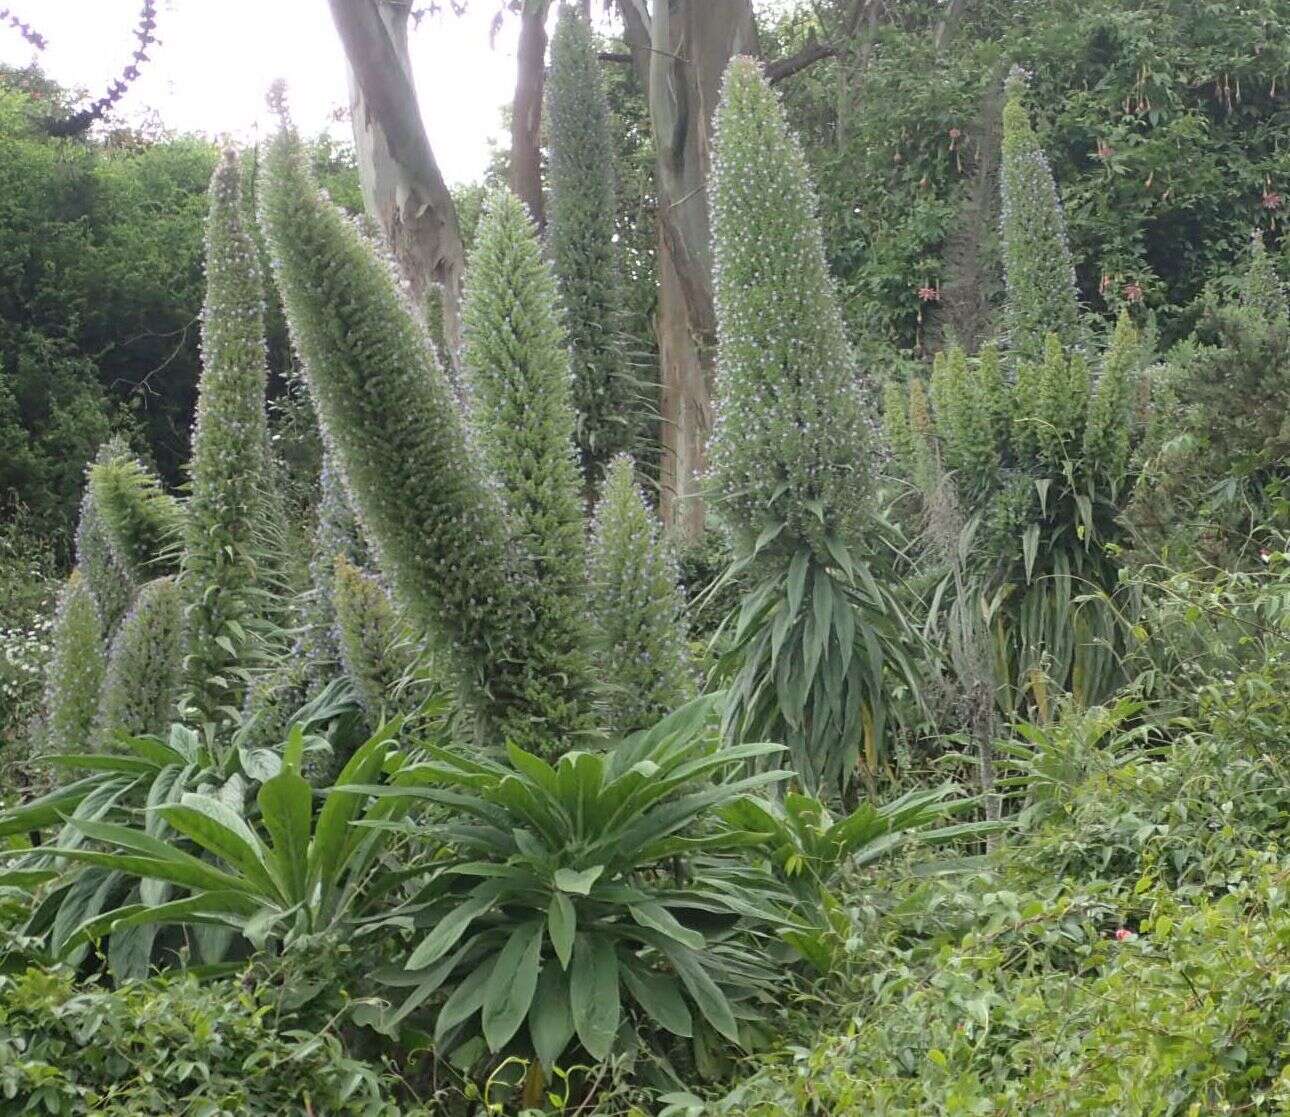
xmin=547 ymin=4 xmax=635 ymax=482
xmin=332 ymin=555 xmax=415 ymax=724
xmin=259 ymin=124 xmax=577 ymax=749
xmin=461 ymin=187 xmax=596 ymax=739
xmin=43 ymin=571 xmax=106 ymax=750
xmin=182 ymin=148 xmax=270 ymax=723
xmin=88 ymin=450 xmax=184 ymax=581
xmin=1083 ymin=311 xmax=1139 ymax=491
xmin=708 ymin=57 xmax=874 ymax=558
xmin=589 ymin=455 xmax=695 ymax=734
xmin=95 ymin=575 xmax=183 ymax=747
xmin=1000 ymin=68 xmax=1080 ymax=363
xmin=297 ymin=454 xmax=368 ymax=691
xmin=75 ymin=439 xmax=136 ymax=639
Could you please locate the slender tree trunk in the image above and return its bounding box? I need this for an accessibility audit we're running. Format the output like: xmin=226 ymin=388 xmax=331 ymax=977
xmin=619 ymin=0 xmax=758 ymax=539
xmin=510 ymin=0 xmax=550 ymax=229
xmin=328 ymin=0 xmax=467 ymax=357
xmin=934 ymin=0 xmax=970 ymax=50
xmin=579 ymin=0 xmax=592 ymax=22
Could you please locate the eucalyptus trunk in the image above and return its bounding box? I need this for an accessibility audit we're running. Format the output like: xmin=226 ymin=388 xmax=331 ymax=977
xmin=328 ymin=0 xmax=468 ymax=356
xmin=618 ymin=0 xmax=758 ymax=540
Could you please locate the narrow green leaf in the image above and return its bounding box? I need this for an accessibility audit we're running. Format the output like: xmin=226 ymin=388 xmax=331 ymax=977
xmin=548 ymin=892 xmax=576 ymax=969
xmin=481 ymin=921 xmax=543 ymax=1052
xmin=570 ymin=933 xmax=620 ymax=1061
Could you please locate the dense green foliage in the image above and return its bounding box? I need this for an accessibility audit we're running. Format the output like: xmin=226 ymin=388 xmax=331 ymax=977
xmin=0 ymin=968 xmax=397 ymax=1115
xmin=1 ymin=8 xmax=1289 ymax=1114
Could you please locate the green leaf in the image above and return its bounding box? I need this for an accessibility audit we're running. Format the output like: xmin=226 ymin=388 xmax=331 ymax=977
xmin=663 ymin=945 xmax=740 ymax=1044
xmin=628 ymin=902 xmax=705 ymax=949
xmin=554 ymin=865 xmax=604 ymax=895
xmin=548 ymin=892 xmax=576 ymax=969
xmin=481 ymin=921 xmax=543 ymax=1051
xmin=310 ymin=721 xmax=400 ymax=896
xmin=434 ymin=953 xmax=497 ymax=1047
xmin=157 ymin=794 xmax=278 ymax=899
xmin=570 ymin=933 xmax=620 ymax=1061
xmin=257 ymin=766 xmax=313 ymax=906
xmin=529 ymin=963 xmax=575 ymax=1070
xmin=622 ymin=959 xmax=693 ymax=1037
xmin=408 ymin=885 xmax=502 ymax=969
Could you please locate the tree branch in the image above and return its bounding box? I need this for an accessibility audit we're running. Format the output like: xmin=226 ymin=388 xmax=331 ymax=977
xmin=765 ymin=36 xmax=837 ymax=84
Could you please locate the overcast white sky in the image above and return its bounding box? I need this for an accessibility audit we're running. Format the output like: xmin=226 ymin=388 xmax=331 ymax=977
xmin=3 ymin=1 xmax=796 ymax=185
xmin=0 ymin=0 xmax=602 ymax=186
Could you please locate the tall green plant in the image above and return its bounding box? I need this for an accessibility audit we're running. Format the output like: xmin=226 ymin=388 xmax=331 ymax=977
xmin=258 ymin=120 xmax=577 ymax=750
xmin=87 ymin=451 xmax=184 ymax=581
xmin=999 ymin=68 xmax=1080 ymax=362
xmin=42 ymin=572 xmax=106 ymax=749
xmin=887 ymin=316 xmax=1145 ymax=709
xmin=708 ymin=57 xmax=907 ymax=795
xmin=547 ymin=4 xmax=634 ymax=481
xmin=460 ymin=188 xmax=596 ymax=739
xmin=74 ymin=442 xmax=135 ymax=639
xmin=588 ymin=454 xmax=695 ymax=734
xmin=332 ymin=555 xmax=414 ymax=724
xmin=182 ymin=148 xmax=270 ymax=723
xmin=367 ymin=697 xmax=791 ymax=1073
xmin=95 ymin=576 xmax=183 ymax=747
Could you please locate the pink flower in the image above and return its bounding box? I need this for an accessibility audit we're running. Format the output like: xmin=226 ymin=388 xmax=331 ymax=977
xmin=1123 ymin=282 xmax=1144 ymax=304
xmin=1262 ymin=190 xmax=1282 ymax=210
xmin=1097 ymin=141 xmax=1115 ymax=160
xmin=918 ymin=285 xmax=941 ymax=303
xmin=1114 ymin=928 xmax=1135 ymax=941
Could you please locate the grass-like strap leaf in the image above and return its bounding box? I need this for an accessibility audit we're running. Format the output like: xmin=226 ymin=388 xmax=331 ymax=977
xmin=157 ymin=794 xmax=278 ymax=899
xmin=434 ymin=953 xmax=498 ymax=1047
xmin=660 ymin=943 xmax=740 ymax=1044
xmin=257 ymin=766 xmax=313 ymax=906
xmin=628 ymin=902 xmax=705 ymax=949
xmin=554 ymin=865 xmax=604 ymax=895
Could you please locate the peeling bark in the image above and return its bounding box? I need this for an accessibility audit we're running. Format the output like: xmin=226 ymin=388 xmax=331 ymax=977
xmin=618 ymin=0 xmax=758 ymax=539
xmin=328 ymin=0 xmax=467 ymax=357
xmin=510 ymin=0 xmax=550 ymax=229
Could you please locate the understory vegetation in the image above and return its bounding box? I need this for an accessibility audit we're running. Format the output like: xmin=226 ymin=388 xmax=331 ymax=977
xmin=0 ymin=1 xmax=1287 ymax=1114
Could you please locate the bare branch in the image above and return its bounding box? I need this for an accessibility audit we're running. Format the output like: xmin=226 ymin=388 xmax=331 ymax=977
xmin=765 ymin=36 xmax=837 ymax=84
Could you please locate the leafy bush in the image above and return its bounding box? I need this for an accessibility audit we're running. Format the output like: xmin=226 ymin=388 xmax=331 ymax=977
xmin=366 ymin=697 xmax=790 ymax=1078
xmin=0 ymin=967 xmax=399 ymax=1115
